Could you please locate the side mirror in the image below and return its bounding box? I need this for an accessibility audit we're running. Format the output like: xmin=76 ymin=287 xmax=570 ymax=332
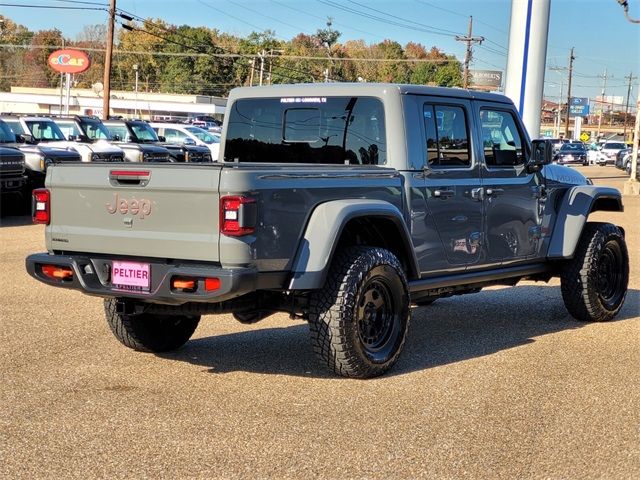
xmin=18 ymin=133 xmax=33 ymax=144
xmin=157 ymin=135 xmax=166 ymax=142
xmin=112 ymin=134 xmax=121 ymax=141
xmin=182 ymin=137 xmax=196 ymax=146
xmin=528 ymin=139 xmax=553 ymax=172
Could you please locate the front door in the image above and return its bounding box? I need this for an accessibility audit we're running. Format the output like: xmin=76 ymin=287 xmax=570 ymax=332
xmin=474 ymin=104 xmax=543 ymax=262
xmin=422 ymin=99 xmax=484 ymax=269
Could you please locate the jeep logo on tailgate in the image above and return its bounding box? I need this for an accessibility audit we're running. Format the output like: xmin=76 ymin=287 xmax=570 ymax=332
xmin=106 ymin=193 xmax=152 ymax=219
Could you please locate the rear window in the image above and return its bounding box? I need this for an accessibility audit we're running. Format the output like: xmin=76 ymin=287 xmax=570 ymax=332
xmin=224 ymin=96 xmax=386 ymax=165
xmin=604 ymin=143 xmax=625 ymax=150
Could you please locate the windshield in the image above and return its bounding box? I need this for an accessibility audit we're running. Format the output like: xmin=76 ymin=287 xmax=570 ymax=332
xmin=224 ymin=96 xmax=387 ymax=164
xmin=79 ymin=119 xmax=112 ymax=140
xmin=185 ymin=126 xmax=219 ymax=143
xmin=604 ymin=143 xmax=625 ymax=150
xmin=105 ymin=124 xmax=128 ymax=141
xmin=131 ymin=122 xmax=159 ymax=142
xmin=560 ymin=143 xmax=585 ymax=152
xmin=0 ymin=121 xmax=16 ymax=142
xmin=25 ymin=120 xmax=66 ymax=141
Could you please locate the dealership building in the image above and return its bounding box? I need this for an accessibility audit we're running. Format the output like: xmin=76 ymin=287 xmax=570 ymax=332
xmin=0 ymin=86 xmax=227 ymax=121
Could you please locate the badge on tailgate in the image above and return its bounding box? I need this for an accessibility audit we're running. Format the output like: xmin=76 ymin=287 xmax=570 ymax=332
xmin=112 ymin=261 xmax=150 ymax=291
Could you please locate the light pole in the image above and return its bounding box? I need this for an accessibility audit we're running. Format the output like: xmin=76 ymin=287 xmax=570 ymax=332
xmin=133 ymin=63 xmax=139 ymax=118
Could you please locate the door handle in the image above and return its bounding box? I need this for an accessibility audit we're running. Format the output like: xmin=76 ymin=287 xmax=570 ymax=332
xmin=471 ymin=187 xmax=484 ymax=201
xmin=433 ymin=189 xmax=454 ymax=199
xmin=486 ymin=188 xmax=504 ymax=197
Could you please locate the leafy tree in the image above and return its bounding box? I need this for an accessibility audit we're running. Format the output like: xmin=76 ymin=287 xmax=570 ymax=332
xmin=71 ymin=24 xmax=106 ymax=89
xmin=0 ymin=15 xmax=33 ymax=90
xmin=23 ymin=28 xmax=64 ymax=88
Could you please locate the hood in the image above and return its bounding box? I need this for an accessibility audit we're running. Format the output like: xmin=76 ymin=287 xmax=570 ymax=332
xmin=115 ymin=142 xmax=168 ymax=154
xmin=37 ymin=146 xmax=82 ymax=161
xmin=542 ymin=164 xmax=590 ymax=186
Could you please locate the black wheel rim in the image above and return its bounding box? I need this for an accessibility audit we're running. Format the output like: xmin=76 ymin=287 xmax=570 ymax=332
xmin=356 ymin=276 xmax=397 ymax=358
xmin=596 ymin=241 xmax=625 ymax=308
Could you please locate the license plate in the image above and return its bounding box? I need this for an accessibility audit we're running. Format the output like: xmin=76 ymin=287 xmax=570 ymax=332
xmin=112 ymin=261 xmax=150 ymax=291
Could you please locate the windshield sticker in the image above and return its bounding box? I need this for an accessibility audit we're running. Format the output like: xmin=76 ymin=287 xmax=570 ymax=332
xmin=280 ymin=97 xmax=327 ymax=104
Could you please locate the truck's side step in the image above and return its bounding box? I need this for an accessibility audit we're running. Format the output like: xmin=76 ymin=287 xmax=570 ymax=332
xmin=408 ymin=263 xmax=552 ymax=294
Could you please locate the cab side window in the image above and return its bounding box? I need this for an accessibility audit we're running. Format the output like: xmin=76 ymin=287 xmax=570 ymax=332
xmin=480 ymin=109 xmax=526 ymax=167
xmin=423 ymin=104 xmax=471 ymax=168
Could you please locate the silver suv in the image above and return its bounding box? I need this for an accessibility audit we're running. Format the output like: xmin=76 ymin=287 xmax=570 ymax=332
xmin=598 ymin=141 xmax=627 ymax=166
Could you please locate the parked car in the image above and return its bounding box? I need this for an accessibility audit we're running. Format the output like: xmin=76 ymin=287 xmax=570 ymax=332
xmin=26 ymin=83 xmax=629 ymax=379
xmin=103 ymin=119 xmax=212 ymax=163
xmin=597 ymin=141 xmax=627 ymax=166
xmin=1 ymin=115 xmax=124 ymax=163
xmin=554 ymin=142 xmax=588 ymax=166
xmin=0 ymin=117 xmax=83 ymax=191
xmin=53 ymin=116 xmax=169 ymax=163
xmin=188 ymin=115 xmax=222 ymax=133
xmin=150 ymin=122 xmax=220 ymax=158
xmin=0 ymin=145 xmax=27 ymax=205
xmin=587 ymin=143 xmax=606 ymax=165
xmin=615 ymin=148 xmax=631 ymax=169
xmin=622 ymin=150 xmax=638 ymax=177
xmin=548 ymin=138 xmax=569 ymax=154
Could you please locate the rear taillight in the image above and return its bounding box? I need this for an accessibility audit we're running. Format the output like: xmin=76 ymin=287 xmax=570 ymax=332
xmin=220 ymin=195 xmax=257 ymax=237
xmin=32 ymin=188 xmax=50 ymax=225
xmin=41 ymin=264 xmax=73 ymax=280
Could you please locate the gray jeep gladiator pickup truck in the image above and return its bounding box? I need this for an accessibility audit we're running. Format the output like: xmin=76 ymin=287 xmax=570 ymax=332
xmin=26 ymin=84 xmax=629 ymax=378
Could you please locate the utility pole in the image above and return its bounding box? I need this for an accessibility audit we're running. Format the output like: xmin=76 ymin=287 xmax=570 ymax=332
xmin=102 ymin=0 xmax=116 ymax=120
xmin=249 ymin=58 xmax=255 ymax=87
xmin=564 ymin=47 xmax=575 ymax=139
xmin=455 ymin=16 xmax=484 ymax=89
xmin=259 ymin=50 xmax=265 ymax=86
xmin=555 ymin=80 xmax=564 ymax=137
xmin=623 ymin=72 xmax=637 ymax=140
xmin=596 ymin=68 xmax=609 ymax=139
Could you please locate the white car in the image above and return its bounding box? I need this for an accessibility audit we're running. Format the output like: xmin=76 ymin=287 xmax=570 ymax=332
xmin=2 ymin=115 xmax=124 ymax=162
xmin=598 ymin=141 xmax=627 ymax=166
xmin=150 ymin=123 xmax=220 ymax=159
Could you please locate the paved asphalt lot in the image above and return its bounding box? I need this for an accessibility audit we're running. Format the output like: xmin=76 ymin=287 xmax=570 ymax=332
xmin=1 ymin=166 xmax=638 ymax=479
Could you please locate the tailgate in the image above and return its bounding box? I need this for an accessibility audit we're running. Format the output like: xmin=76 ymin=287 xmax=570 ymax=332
xmin=46 ymin=164 xmax=223 ymax=262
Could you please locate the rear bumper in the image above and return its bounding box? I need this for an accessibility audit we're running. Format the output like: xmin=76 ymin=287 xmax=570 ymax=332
xmin=26 ymin=252 xmax=261 ymax=305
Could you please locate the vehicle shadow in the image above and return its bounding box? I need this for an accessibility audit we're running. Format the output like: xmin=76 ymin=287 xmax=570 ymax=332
xmin=159 ymin=285 xmax=639 ymax=379
xmin=0 ymin=215 xmax=33 ymax=227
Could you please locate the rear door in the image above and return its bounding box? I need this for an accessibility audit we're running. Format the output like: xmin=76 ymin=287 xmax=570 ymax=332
xmin=421 ymin=98 xmax=484 ymax=269
xmin=46 ymin=163 xmax=223 ymax=262
xmin=474 ymin=102 xmax=542 ymax=262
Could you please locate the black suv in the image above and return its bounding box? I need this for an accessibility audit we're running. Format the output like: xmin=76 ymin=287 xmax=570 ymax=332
xmin=103 ymin=119 xmax=212 ymax=163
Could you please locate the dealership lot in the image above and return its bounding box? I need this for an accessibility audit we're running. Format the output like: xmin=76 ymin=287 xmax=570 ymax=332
xmin=1 ymin=166 xmax=639 ymax=479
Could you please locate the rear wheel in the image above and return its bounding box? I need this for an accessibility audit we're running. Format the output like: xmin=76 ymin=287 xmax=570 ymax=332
xmin=560 ymin=223 xmax=628 ymax=322
xmin=104 ymin=298 xmax=200 ymax=352
xmin=308 ymin=246 xmax=410 ymax=378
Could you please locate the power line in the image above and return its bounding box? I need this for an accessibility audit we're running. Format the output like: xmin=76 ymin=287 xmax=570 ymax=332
xmin=269 ymin=0 xmax=384 ymax=40
xmin=345 ymin=0 xmax=462 ymax=36
xmin=316 ymin=0 xmax=460 ymax=38
xmin=0 ymin=2 xmax=105 ymax=9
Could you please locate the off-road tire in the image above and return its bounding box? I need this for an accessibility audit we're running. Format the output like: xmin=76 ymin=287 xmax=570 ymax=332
xmin=561 ymin=222 xmax=629 ymax=322
xmin=308 ymin=246 xmax=410 ymax=378
xmin=104 ymin=298 xmax=200 ymax=352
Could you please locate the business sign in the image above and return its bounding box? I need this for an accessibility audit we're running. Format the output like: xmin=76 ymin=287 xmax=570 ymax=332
xmin=569 ymin=97 xmax=589 ymax=117
xmin=469 ymin=70 xmax=503 ymax=89
xmin=47 ymin=49 xmax=91 ymax=74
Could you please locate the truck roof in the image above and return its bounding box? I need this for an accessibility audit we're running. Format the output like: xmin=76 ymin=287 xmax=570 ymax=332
xmin=228 ymin=82 xmax=513 ymax=105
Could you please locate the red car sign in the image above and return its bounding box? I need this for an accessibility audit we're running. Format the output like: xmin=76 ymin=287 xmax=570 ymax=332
xmin=47 ymin=49 xmax=91 ymax=74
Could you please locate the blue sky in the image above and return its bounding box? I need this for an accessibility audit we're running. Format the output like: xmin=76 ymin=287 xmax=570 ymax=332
xmin=3 ymin=0 xmax=639 ymax=104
